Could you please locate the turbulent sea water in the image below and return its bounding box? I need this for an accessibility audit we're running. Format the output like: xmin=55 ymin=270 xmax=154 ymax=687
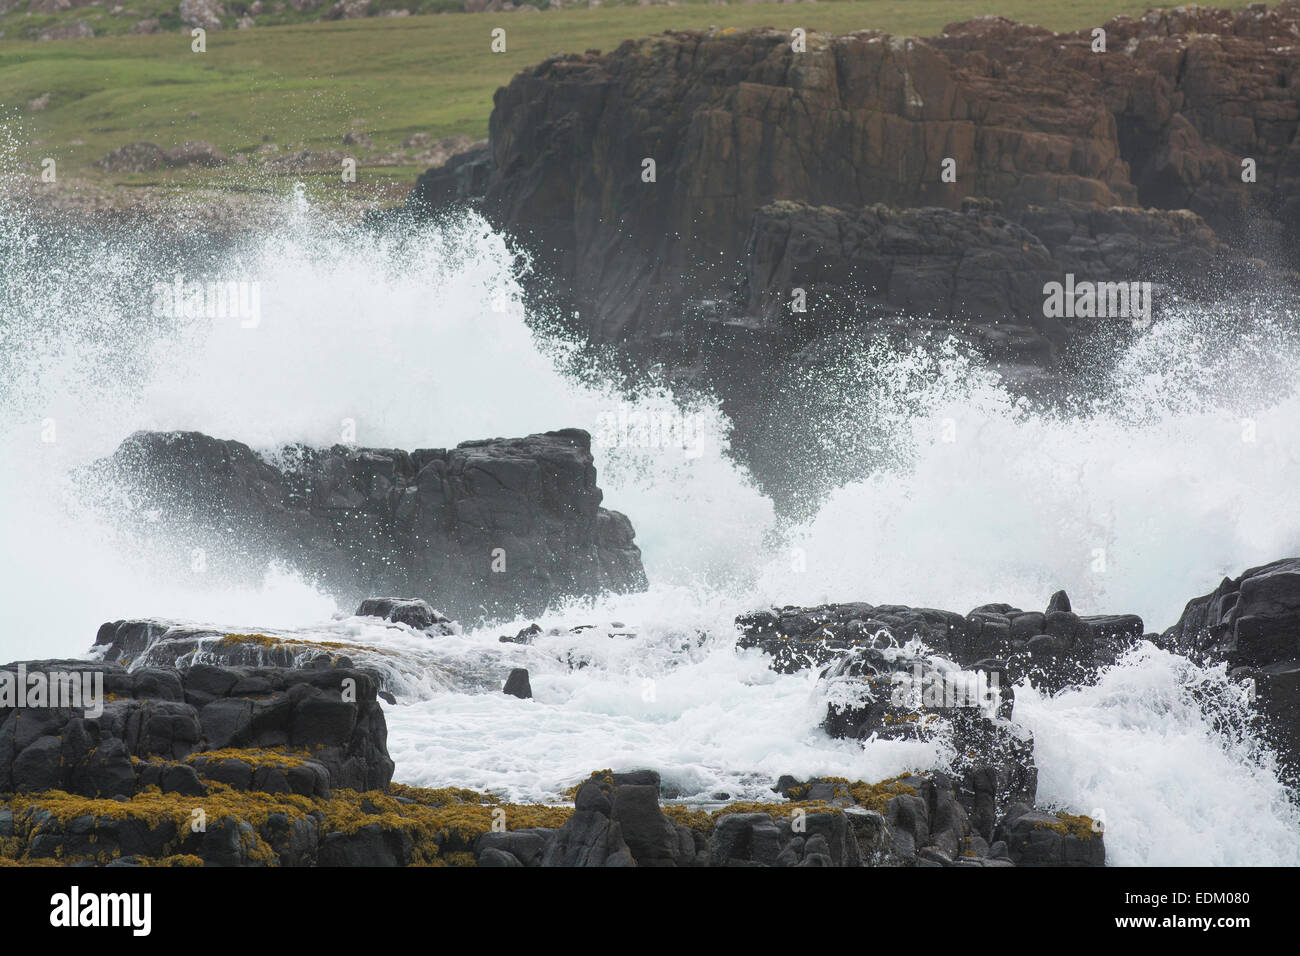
xmin=2 ymin=187 xmax=1299 ymax=865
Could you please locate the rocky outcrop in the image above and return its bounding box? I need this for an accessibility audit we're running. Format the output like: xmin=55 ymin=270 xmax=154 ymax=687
xmin=0 ymin=756 xmax=1100 ymax=866
xmin=1163 ymin=557 xmax=1300 ymax=666
xmin=90 ymin=597 xmax=457 ymax=701
xmin=406 ymin=6 xmax=1300 ymax=504
xmin=0 ymin=659 xmax=393 ymax=799
xmin=730 ymin=590 xmax=1130 ymax=863
xmin=413 ymin=6 xmax=1299 ymax=344
xmin=1162 ymin=558 xmax=1300 ymax=782
xmin=89 ymin=429 xmax=646 ymax=620
xmin=736 ymin=590 xmax=1146 ymax=690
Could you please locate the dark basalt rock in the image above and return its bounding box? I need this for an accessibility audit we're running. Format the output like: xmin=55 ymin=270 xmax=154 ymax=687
xmin=88 ymin=428 xmax=647 ymax=622
xmin=356 ymin=597 xmax=454 ymax=632
xmin=736 ymin=591 xmax=1145 ymax=692
xmin=610 ymin=784 xmax=699 ymax=867
xmin=0 ymin=659 xmax=393 ymax=798
xmin=1162 ymin=557 xmax=1300 ymax=782
xmin=502 ymin=668 xmax=532 ymax=699
xmin=996 ymin=804 xmax=1106 ymax=867
xmin=1163 ymin=558 xmax=1300 ymax=667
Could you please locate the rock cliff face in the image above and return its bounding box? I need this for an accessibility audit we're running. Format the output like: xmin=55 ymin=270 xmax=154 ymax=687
xmin=407 ymin=5 xmax=1300 ymax=501
xmin=90 ymin=429 xmax=646 ymax=620
xmin=413 ymin=4 xmax=1299 ymax=341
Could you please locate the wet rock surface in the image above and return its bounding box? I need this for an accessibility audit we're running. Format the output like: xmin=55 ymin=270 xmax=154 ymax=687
xmin=88 ymin=428 xmax=646 ymax=620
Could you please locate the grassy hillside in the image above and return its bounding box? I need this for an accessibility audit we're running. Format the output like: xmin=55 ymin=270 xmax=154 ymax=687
xmin=0 ymin=0 xmax=1251 ymax=204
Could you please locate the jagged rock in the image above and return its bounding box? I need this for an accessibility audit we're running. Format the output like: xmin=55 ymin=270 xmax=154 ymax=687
xmin=0 ymin=660 xmax=393 ymax=797
xmin=422 ymin=10 xmax=1299 ymax=346
xmin=738 ymin=592 xmax=1144 ymax=693
xmin=500 ymin=622 xmax=542 ymax=644
xmin=404 ymin=9 xmax=1300 ymax=508
xmin=540 ymin=809 xmax=635 ymax=866
xmin=88 ymin=429 xmax=646 ymax=620
xmin=502 ymin=668 xmax=532 ymax=699
xmin=1164 ymin=557 xmax=1300 ymax=667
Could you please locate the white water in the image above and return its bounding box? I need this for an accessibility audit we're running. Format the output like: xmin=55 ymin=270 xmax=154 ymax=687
xmin=2 ymin=181 xmax=1299 ymax=864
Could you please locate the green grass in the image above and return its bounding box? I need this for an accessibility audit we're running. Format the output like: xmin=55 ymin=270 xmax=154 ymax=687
xmin=0 ymin=0 xmax=1252 ymax=196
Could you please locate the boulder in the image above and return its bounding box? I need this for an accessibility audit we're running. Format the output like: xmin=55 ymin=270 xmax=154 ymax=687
xmin=87 ymin=429 xmax=646 ymax=620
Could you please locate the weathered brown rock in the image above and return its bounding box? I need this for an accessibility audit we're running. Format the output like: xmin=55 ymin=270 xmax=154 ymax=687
xmin=411 ymin=5 xmax=1300 ymax=344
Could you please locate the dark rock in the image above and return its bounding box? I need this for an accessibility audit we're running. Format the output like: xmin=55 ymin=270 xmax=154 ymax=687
xmin=88 ymin=429 xmax=646 ymax=621
xmin=1164 ymin=558 xmax=1300 ymax=667
xmin=474 ymin=830 xmax=550 ymax=867
xmin=1163 ymin=558 xmax=1300 ymax=782
xmin=996 ymin=805 xmax=1105 ymax=866
xmin=356 ymin=597 xmax=453 ymax=632
xmin=478 ymin=847 xmax=524 ymax=866
xmin=403 ymin=11 xmax=1300 ymax=510
xmin=573 ymin=781 xmax=612 ymax=816
xmin=540 ymin=810 xmax=635 ymax=867
xmin=503 ymin=668 xmax=532 ymax=699
xmin=317 ymin=823 xmax=412 ymax=867
xmin=501 ymin=623 xmax=543 ymax=644
xmin=0 ymin=660 xmax=394 ymax=798
xmin=709 ymin=813 xmax=784 ymax=867
xmin=610 ymin=784 xmax=693 ymax=867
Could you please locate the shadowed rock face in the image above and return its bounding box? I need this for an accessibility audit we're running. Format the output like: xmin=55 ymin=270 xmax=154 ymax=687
xmin=88 ymin=429 xmax=646 ymax=620
xmin=1161 ymin=558 xmax=1300 ymax=785
xmin=406 ymin=5 xmax=1300 ymax=506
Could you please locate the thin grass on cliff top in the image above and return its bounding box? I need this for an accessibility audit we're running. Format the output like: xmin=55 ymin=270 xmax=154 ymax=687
xmin=0 ymin=0 xmax=1254 ymax=193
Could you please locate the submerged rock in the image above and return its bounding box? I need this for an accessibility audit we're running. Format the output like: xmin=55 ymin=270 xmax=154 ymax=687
xmin=736 ymin=591 xmax=1145 ymax=691
xmin=355 ymin=597 xmax=454 ymax=633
